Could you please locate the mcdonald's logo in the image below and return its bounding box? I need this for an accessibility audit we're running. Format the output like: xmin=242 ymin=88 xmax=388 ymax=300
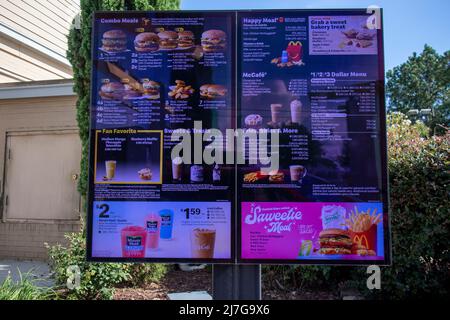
xmin=288 ymin=41 xmax=302 ymax=46
xmin=353 ymin=234 xmax=369 ymax=249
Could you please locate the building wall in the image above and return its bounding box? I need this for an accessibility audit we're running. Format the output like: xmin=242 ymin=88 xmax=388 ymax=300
xmin=0 ymin=95 xmax=81 ymax=260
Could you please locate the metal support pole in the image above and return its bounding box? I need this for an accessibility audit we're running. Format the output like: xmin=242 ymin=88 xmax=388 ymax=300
xmin=212 ymin=264 xmax=261 ymax=300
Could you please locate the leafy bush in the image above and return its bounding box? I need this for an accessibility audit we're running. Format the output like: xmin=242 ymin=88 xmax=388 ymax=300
xmin=263 ymin=113 xmax=450 ymax=299
xmin=47 ymin=228 xmax=168 ymax=300
xmin=127 ymin=264 xmax=168 ymax=287
xmin=0 ymin=271 xmax=54 ymax=300
xmin=47 ymin=231 xmax=130 ymax=300
xmin=372 ymin=113 xmax=449 ymax=299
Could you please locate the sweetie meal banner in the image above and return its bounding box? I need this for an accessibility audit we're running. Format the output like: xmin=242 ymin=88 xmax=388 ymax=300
xmin=87 ymin=9 xmax=390 ymax=265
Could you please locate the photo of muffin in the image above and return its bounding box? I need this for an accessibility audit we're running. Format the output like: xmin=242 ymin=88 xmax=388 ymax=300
xmin=244 ymin=114 xmax=263 ymax=127
xmin=134 ymin=32 xmax=159 ymax=52
xmin=201 ymin=29 xmax=226 ymax=52
xmin=158 ymin=30 xmax=178 ymax=50
xmin=101 ymin=29 xmax=127 ymax=52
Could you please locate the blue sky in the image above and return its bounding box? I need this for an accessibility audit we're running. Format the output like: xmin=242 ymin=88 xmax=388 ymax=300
xmin=181 ymin=0 xmax=450 ymax=71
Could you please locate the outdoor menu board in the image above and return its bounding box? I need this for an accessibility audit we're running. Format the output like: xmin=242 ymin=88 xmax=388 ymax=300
xmin=87 ymin=9 xmax=390 ymax=265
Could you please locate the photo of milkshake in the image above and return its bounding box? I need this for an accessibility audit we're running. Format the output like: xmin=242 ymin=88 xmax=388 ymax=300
xmin=191 ymin=228 xmax=216 ymax=259
xmin=120 ymin=226 xmax=147 ymax=258
xmin=290 ymin=99 xmax=302 ymax=124
xmin=158 ymin=209 xmax=173 ymax=240
xmin=172 ymin=156 xmax=183 ymax=181
xmin=190 ymin=165 xmax=204 ymax=183
xmin=289 ymin=165 xmax=307 ymax=182
xmin=270 ymin=104 xmax=282 ymax=123
xmin=105 ymin=160 xmax=116 ymax=180
xmin=145 ymin=213 xmax=161 ymax=250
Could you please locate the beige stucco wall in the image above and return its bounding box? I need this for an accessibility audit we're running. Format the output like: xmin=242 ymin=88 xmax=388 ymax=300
xmin=0 ymin=94 xmax=81 ymax=260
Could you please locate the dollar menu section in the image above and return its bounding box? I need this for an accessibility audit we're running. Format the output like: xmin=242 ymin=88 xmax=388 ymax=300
xmin=87 ymin=9 xmax=390 ymax=265
xmin=87 ymin=11 xmax=235 ymax=262
xmin=237 ymin=10 xmax=389 ymax=264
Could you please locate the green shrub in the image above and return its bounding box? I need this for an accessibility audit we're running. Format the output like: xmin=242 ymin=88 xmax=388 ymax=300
xmin=263 ymin=113 xmax=450 ymax=299
xmin=127 ymin=263 xmax=168 ymax=287
xmin=47 ymin=230 xmax=131 ymax=300
xmin=369 ymin=113 xmax=449 ymax=299
xmin=47 ymin=227 xmax=169 ymax=300
xmin=0 ymin=271 xmax=54 ymax=300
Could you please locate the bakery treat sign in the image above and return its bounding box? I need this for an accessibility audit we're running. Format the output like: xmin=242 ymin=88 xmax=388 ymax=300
xmin=309 ymin=15 xmax=378 ymax=55
xmin=87 ymin=10 xmax=389 ymax=265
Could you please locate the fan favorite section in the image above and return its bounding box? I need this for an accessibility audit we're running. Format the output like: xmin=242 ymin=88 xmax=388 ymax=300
xmin=241 ymin=202 xmax=385 ymax=261
xmin=92 ymin=201 xmax=231 ymax=260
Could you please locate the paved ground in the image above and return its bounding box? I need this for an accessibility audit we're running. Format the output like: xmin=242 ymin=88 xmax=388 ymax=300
xmin=0 ymin=260 xmax=54 ymax=287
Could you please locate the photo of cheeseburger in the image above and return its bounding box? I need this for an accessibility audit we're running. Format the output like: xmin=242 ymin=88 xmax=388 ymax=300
xmin=157 ymin=30 xmax=178 ymax=50
xmin=101 ymin=29 xmax=127 ymax=52
xmin=318 ymin=228 xmax=352 ymax=255
xmin=199 ymin=84 xmax=227 ymax=99
xmin=99 ymin=82 xmax=125 ymax=100
xmin=134 ymin=32 xmax=159 ymax=52
xmin=178 ymin=30 xmax=195 ymax=48
xmin=142 ymin=80 xmax=160 ymax=100
xmin=201 ymin=29 xmax=227 ymax=52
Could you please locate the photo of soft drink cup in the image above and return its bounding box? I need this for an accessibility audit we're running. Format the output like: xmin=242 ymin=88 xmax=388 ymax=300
xmin=158 ymin=209 xmax=173 ymax=240
xmin=191 ymin=228 xmax=216 ymax=259
xmin=120 ymin=226 xmax=147 ymax=258
xmin=145 ymin=213 xmax=161 ymax=250
xmin=289 ymin=165 xmax=306 ymax=182
xmin=105 ymin=160 xmax=116 ymax=180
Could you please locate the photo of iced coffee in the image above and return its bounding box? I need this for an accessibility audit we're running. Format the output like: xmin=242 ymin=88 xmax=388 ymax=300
xmin=105 ymin=160 xmax=117 ymax=180
xmin=289 ymin=165 xmax=306 ymax=182
xmin=270 ymin=103 xmax=282 ymax=124
xmin=191 ymin=228 xmax=216 ymax=259
xmin=172 ymin=156 xmax=183 ymax=182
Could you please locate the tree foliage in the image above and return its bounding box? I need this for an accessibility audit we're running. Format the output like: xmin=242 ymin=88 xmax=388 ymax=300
xmin=386 ymin=45 xmax=450 ymax=134
xmin=67 ymin=0 xmax=180 ymax=198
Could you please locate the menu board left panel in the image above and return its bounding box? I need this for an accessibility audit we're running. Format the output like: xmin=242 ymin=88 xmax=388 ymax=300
xmin=87 ymin=11 xmax=235 ymax=263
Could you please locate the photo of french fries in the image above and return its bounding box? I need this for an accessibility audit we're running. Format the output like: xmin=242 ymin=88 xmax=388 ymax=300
xmin=343 ymin=207 xmax=382 ymax=232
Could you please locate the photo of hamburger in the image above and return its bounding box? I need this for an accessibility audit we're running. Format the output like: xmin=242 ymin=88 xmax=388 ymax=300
xmin=99 ymin=82 xmax=125 ymax=100
xmin=142 ymin=80 xmax=160 ymax=100
xmin=199 ymin=84 xmax=227 ymax=99
xmin=157 ymin=30 xmax=178 ymax=50
xmin=101 ymin=29 xmax=127 ymax=52
xmin=351 ymin=243 xmax=376 ymax=256
xmin=177 ymin=30 xmax=195 ymax=48
xmin=201 ymin=29 xmax=226 ymax=52
xmin=318 ymin=228 xmax=352 ymax=255
xmin=134 ymin=32 xmax=159 ymax=52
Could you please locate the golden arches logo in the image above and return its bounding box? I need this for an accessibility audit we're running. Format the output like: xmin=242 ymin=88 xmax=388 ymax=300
xmin=353 ymin=234 xmax=369 ymax=248
xmin=288 ymin=41 xmax=302 ymax=46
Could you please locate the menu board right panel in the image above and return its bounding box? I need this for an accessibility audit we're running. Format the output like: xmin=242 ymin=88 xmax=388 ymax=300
xmin=237 ymin=10 xmax=389 ymax=264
